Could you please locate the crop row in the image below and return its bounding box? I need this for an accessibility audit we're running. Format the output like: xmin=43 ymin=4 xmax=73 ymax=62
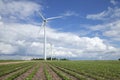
xmin=0 ymin=61 xmax=39 ymax=80
xmin=49 ymin=64 xmax=71 ymax=80
xmin=5 ymin=64 xmax=34 ymax=80
xmin=0 ymin=62 xmax=35 ymax=77
xmin=25 ymin=63 xmax=41 ymax=80
xmin=44 ymin=64 xmax=52 ymax=80
xmin=48 ymin=61 xmax=120 ymax=80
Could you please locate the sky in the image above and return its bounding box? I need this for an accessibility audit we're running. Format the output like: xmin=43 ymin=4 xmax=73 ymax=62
xmin=0 ymin=0 xmax=120 ymax=60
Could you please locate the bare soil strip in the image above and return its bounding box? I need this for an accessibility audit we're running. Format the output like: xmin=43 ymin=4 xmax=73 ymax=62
xmin=46 ymin=64 xmax=62 ymax=80
xmin=32 ymin=64 xmax=46 ymax=80
xmin=14 ymin=64 xmax=37 ymax=80
xmin=0 ymin=61 xmax=30 ymax=65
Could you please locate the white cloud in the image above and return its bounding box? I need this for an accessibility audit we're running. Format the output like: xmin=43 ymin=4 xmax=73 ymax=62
xmin=54 ymin=50 xmax=76 ymax=58
xmin=0 ymin=16 xmax=2 ymax=20
xmin=86 ymin=11 xmax=107 ymax=20
xmin=0 ymin=42 xmax=17 ymax=54
xmin=0 ymin=16 xmax=3 ymax=25
xmin=86 ymin=6 xmax=120 ymax=41
xmin=86 ymin=7 xmax=120 ymax=21
xmin=104 ymin=25 xmax=120 ymax=41
xmin=0 ymin=0 xmax=41 ymax=22
xmin=89 ymin=20 xmax=120 ymax=41
xmin=17 ymin=40 xmax=25 ymax=46
xmin=110 ymin=0 xmax=118 ymax=5
xmin=63 ymin=11 xmax=78 ymax=16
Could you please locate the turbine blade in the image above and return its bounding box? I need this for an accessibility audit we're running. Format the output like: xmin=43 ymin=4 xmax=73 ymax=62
xmin=38 ymin=22 xmax=44 ymax=34
xmin=47 ymin=16 xmax=63 ymax=20
xmin=38 ymin=12 xmax=46 ymax=20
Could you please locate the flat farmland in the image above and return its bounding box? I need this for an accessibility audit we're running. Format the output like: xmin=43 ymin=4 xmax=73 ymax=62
xmin=0 ymin=60 xmax=120 ymax=80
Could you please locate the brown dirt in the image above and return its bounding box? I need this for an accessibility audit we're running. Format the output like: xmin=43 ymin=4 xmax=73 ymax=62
xmin=0 ymin=61 xmax=29 ymax=65
xmin=46 ymin=64 xmax=62 ymax=80
xmin=14 ymin=65 xmax=37 ymax=80
xmin=32 ymin=64 xmax=46 ymax=80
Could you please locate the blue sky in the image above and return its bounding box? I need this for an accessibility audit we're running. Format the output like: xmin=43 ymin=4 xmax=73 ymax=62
xmin=0 ymin=0 xmax=120 ymax=60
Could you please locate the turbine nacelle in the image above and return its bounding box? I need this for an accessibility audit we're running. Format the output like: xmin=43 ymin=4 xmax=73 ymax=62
xmin=44 ymin=19 xmax=47 ymax=22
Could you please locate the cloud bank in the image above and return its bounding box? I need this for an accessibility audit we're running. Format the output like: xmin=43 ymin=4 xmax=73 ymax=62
xmin=0 ymin=21 xmax=118 ymax=60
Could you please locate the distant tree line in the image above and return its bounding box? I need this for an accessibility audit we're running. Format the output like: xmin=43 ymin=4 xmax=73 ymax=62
xmin=31 ymin=57 xmax=68 ymax=61
xmin=32 ymin=58 xmax=44 ymax=60
xmin=119 ymin=58 xmax=120 ymax=61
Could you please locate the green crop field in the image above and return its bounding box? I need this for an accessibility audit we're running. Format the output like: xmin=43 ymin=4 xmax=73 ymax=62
xmin=0 ymin=60 xmax=120 ymax=80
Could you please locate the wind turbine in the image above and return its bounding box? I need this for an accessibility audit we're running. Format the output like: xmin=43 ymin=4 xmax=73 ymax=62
xmin=50 ymin=43 xmax=53 ymax=61
xmin=38 ymin=12 xmax=62 ymax=60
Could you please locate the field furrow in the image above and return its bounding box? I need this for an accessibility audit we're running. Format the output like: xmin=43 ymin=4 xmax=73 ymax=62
xmin=32 ymin=63 xmax=46 ymax=80
xmin=45 ymin=64 xmax=62 ymax=80
xmin=50 ymin=64 xmax=77 ymax=80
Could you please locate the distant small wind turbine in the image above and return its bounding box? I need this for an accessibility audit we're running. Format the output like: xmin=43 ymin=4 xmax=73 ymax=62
xmin=50 ymin=43 xmax=53 ymax=61
xmin=38 ymin=12 xmax=63 ymax=60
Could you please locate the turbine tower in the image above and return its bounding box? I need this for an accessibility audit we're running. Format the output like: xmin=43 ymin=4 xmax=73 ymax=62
xmin=38 ymin=12 xmax=62 ymax=60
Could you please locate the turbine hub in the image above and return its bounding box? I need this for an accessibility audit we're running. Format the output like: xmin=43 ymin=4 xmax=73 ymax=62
xmin=44 ymin=20 xmax=47 ymax=22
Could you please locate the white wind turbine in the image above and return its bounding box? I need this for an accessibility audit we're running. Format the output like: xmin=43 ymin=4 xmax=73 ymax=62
xmin=50 ymin=43 xmax=53 ymax=61
xmin=38 ymin=12 xmax=62 ymax=60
